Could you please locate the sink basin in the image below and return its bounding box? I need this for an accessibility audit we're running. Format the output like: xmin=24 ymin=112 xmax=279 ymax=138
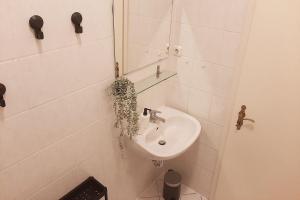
xmin=133 ymin=106 xmax=201 ymax=160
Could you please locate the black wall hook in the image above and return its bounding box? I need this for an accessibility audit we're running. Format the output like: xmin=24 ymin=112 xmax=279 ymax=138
xmin=0 ymin=83 xmax=6 ymax=108
xmin=71 ymin=12 xmax=83 ymax=34
xmin=29 ymin=15 xmax=44 ymax=40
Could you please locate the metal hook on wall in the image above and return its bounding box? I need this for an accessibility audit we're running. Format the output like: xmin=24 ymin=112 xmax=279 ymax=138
xmin=0 ymin=83 xmax=6 ymax=108
xmin=29 ymin=15 xmax=44 ymax=39
xmin=71 ymin=12 xmax=83 ymax=34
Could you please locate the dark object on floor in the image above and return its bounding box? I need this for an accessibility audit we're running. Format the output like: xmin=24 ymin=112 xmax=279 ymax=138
xmin=59 ymin=176 xmax=108 ymax=200
xmin=163 ymin=169 xmax=181 ymax=200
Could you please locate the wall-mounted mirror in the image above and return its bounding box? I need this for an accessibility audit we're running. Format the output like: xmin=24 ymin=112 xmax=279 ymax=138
xmin=113 ymin=0 xmax=177 ymax=91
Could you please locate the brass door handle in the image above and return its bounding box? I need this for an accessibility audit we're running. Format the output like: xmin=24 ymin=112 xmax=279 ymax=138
xmin=236 ymin=105 xmax=255 ymax=130
xmin=244 ymin=118 xmax=255 ymax=123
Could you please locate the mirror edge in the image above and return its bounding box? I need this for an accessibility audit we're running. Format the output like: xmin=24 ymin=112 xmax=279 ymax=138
xmin=113 ymin=0 xmax=125 ymax=78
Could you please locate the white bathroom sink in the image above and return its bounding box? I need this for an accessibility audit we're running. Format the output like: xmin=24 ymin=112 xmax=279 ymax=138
xmin=133 ymin=106 xmax=201 ymax=160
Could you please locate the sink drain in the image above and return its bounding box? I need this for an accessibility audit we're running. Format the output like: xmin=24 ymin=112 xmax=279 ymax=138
xmin=158 ymin=140 xmax=166 ymax=145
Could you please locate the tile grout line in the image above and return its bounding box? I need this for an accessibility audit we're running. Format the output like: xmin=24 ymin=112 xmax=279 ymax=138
xmin=24 ymin=165 xmax=79 ymax=200
xmin=0 ymin=118 xmax=108 ymax=174
xmin=172 ymin=20 xmax=243 ymax=34
xmin=0 ymin=35 xmax=114 ymax=64
xmin=3 ymin=76 xmax=113 ymax=120
xmin=25 ymin=149 xmax=105 ymax=200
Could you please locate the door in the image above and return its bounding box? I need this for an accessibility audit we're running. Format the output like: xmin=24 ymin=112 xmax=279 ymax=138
xmin=214 ymin=0 xmax=300 ymax=199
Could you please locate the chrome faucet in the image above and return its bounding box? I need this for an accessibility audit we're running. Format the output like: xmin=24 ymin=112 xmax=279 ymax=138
xmin=150 ymin=110 xmax=166 ymax=123
xmin=144 ymin=108 xmax=166 ymax=124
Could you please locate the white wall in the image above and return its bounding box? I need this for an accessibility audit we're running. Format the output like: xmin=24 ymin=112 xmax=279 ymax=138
xmin=0 ymin=0 xmax=162 ymax=199
xmin=164 ymin=0 xmax=251 ymax=198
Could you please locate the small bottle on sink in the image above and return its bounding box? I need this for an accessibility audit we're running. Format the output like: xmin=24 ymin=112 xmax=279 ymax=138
xmin=139 ymin=108 xmax=151 ymax=133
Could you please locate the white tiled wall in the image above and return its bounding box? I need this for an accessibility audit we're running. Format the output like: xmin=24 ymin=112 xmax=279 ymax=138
xmin=165 ymin=0 xmax=250 ymax=198
xmin=0 ymin=0 xmax=252 ymax=198
xmin=0 ymin=0 xmax=162 ymax=199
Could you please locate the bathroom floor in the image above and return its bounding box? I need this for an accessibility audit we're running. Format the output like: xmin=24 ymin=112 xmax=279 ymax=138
xmin=137 ymin=175 xmax=208 ymax=200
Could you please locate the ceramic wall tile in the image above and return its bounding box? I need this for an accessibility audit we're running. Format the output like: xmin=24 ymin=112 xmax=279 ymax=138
xmin=0 ymin=0 xmax=161 ymax=199
xmin=166 ymin=0 xmax=250 ymax=197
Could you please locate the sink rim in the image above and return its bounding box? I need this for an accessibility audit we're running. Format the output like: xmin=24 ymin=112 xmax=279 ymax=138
xmin=133 ymin=106 xmax=201 ymax=160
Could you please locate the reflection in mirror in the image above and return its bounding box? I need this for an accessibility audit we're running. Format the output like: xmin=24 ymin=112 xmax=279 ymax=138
xmin=135 ymin=71 xmax=177 ymax=94
xmin=113 ymin=0 xmax=177 ymax=93
xmin=126 ymin=0 xmax=173 ymax=74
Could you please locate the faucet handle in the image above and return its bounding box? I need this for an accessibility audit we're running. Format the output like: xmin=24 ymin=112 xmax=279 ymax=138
xmin=143 ymin=108 xmax=151 ymax=116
